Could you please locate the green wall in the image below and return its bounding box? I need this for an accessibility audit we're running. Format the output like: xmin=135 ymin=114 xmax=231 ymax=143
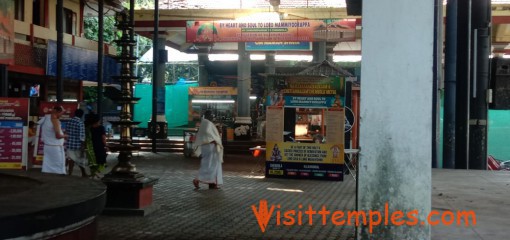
xmin=133 ymin=83 xmax=198 ymax=129
xmin=439 ymin=108 xmax=510 ymax=167
xmin=488 ymin=110 xmax=510 ymax=160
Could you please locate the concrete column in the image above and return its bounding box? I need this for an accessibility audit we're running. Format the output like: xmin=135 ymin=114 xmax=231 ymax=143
xmin=195 ymin=43 xmax=211 ymax=86
xmin=236 ymin=42 xmax=251 ymax=119
xmin=358 ymin=0 xmax=433 ymax=239
xmin=265 ymin=51 xmax=276 ymax=74
xmin=156 ymin=37 xmax=167 ymax=122
xmin=312 ymin=41 xmax=326 ymax=63
xmin=198 ymin=54 xmax=209 ymax=86
xmin=149 ymin=34 xmax=168 ymax=140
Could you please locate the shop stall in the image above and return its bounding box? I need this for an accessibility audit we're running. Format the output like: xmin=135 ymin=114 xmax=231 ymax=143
xmin=264 ymin=61 xmax=352 ymax=181
xmin=188 ymin=86 xmax=237 ymax=140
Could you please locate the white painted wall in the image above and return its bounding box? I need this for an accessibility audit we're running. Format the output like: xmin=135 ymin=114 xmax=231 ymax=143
xmin=358 ymin=0 xmax=433 ymax=239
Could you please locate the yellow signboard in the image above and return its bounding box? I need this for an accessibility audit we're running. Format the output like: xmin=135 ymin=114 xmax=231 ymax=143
xmin=188 ymin=87 xmax=237 ymax=95
xmin=266 ymin=141 xmax=344 ymax=164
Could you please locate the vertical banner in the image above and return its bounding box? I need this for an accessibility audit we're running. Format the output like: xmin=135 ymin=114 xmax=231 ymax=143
xmin=34 ymin=102 xmax=78 ymax=164
xmin=265 ymin=106 xmax=284 ymax=142
xmin=325 ymin=108 xmax=345 ymax=144
xmin=0 ymin=98 xmax=29 ymax=169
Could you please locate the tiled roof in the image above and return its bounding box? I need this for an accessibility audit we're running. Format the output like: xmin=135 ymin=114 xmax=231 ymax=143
xmin=153 ymin=0 xmax=510 ymax=10
xmin=159 ymin=0 xmax=345 ymax=9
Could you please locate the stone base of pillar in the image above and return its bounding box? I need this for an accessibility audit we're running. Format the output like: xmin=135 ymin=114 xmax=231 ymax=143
xmin=101 ymin=177 xmax=159 ymax=216
xmin=233 ymin=117 xmax=252 ymax=140
xmin=147 ymin=121 xmax=168 ymax=139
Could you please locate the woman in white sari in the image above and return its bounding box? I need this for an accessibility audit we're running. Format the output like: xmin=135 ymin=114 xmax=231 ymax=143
xmin=192 ymin=110 xmax=224 ymax=189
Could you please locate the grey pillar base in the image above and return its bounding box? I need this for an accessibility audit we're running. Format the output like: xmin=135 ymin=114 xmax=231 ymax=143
xmin=147 ymin=121 xmax=168 ymax=139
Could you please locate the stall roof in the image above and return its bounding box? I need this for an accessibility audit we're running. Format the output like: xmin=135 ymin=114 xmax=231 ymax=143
xmin=265 ymin=60 xmax=353 ymax=77
xmin=297 ymin=60 xmax=353 ymax=76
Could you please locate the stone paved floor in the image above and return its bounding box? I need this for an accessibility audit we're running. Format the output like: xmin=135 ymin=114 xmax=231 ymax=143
xmin=93 ymin=152 xmax=510 ymax=240
xmin=96 ymin=152 xmax=356 ymax=240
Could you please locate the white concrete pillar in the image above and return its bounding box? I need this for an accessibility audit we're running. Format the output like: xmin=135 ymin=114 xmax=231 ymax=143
xmin=237 ymin=42 xmax=251 ymax=119
xmin=358 ymin=0 xmax=433 ymax=239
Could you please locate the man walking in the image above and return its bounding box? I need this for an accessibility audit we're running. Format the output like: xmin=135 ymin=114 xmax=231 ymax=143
xmin=66 ymin=109 xmax=87 ymax=177
xmin=192 ymin=110 xmax=224 ymax=189
xmin=39 ymin=105 xmax=67 ymax=174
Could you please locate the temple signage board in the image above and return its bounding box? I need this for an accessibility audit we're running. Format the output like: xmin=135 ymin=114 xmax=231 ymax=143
xmin=186 ymin=19 xmax=356 ymax=43
xmin=264 ymin=75 xmax=346 ymax=181
xmin=0 ymin=98 xmax=29 ymax=169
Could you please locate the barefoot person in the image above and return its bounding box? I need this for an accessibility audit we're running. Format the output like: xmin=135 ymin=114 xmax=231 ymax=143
xmin=39 ymin=105 xmax=67 ymax=174
xmin=84 ymin=113 xmax=107 ymax=178
xmin=192 ymin=110 xmax=224 ymax=189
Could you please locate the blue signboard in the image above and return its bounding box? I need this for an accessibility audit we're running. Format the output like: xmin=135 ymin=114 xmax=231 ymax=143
xmin=245 ymin=42 xmax=311 ymax=51
xmin=47 ymin=40 xmax=120 ymax=83
xmin=284 ymin=95 xmax=341 ymax=108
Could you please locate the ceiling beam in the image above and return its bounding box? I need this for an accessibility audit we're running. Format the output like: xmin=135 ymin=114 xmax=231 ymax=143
xmin=134 ymin=8 xmax=355 ymax=21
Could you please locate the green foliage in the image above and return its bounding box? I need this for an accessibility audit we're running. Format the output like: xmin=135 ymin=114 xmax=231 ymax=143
xmin=166 ymin=63 xmax=199 ymax=83
xmin=83 ymin=16 xmax=118 ymax=43
xmin=83 ymin=15 xmax=121 ymax=53
xmin=122 ymin=0 xmax=155 ymax=9
xmin=83 ymin=11 xmax=152 ymax=57
xmin=135 ymin=35 xmax=152 ymax=58
xmin=136 ymin=63 xmax=153 ymax=82
xmin=83 ymin=87 xmax=98 ymax=103
xmin=136 ymin=63 xmax=199 ymax=83
xmin=0 ymin=1 xmax=13 ymax=16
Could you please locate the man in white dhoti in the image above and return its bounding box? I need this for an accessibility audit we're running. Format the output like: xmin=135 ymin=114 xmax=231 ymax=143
xmin=192 ymin=110 xmax=223 ymax=189
xmin=39 ymin=105 xmax=67 ymax=174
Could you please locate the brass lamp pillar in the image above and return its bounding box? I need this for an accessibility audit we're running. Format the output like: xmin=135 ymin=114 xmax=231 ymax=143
xmin=101 ymin=10 xmax=158 ymax=216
